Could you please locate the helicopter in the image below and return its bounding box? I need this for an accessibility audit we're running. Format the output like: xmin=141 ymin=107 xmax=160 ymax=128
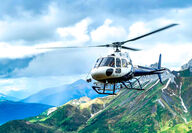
xmin=40 ymin=23 xmax=178 ymax=95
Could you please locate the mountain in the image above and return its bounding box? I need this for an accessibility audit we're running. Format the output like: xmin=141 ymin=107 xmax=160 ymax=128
xmin=0 ymin=93 xmax=19 ymax=101
xmin=0 ymin=100 xmax=52 ymax=125
xmin=0 ymin=96 xmax=109 ymax=133
xmin=1 ymin=60 xmax=192 ymax=132
xmin=79 ymin=69 xmax=192 ymax=133
xmin=1 ymin=67 xmax=191 ymax=133
xmin=21 ymin=79 xmax=101 ymax=106
xmin=181 ymin=58 xmax=192 ymax=71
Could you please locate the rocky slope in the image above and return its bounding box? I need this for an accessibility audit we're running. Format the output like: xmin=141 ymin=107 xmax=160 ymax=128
xmin=0 ymin=67 xmax=192 ymax=132
xmin=181 ymin=59 xmax=192 ymax=71
xmin=80 ymin=68 xmax=192 ymax=133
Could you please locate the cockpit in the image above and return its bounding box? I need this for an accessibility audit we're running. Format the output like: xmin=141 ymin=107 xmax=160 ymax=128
xmin=94 ymin=57 xmax=114 ymax=68
xmin=94 ymin=57 xmax=130 ymax=68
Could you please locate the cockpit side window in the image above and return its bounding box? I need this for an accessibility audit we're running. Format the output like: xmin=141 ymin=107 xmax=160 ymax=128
xmin=99 ymin=57 xmax=115 ymax=67
xmin=116 ymin=58 xmax=121 ymax=67
xmin=122 ymin=59 xmax=128 ymax=67
xmin=94 ymin=58 xmax=103 ymax=68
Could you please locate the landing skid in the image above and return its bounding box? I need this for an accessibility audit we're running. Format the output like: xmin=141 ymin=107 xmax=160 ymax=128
xmin=92 ymin=83 xmax=118 ymax=95
xmin=92 ymin=78 xmax=144 ymax=95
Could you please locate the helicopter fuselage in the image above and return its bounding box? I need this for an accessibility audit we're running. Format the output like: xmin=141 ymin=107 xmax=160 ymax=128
xmin=91 ymin=52 xmax=133 ymax=83
xmin=89 ymin=52 xmax=165 ymax=95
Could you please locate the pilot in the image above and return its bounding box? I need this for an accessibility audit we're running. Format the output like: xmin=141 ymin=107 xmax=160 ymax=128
xmin=109 ymin=62 xmax=114 ymax=67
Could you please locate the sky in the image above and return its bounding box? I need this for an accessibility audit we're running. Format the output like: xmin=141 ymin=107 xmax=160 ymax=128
xmin=0 ymin=0 xmax=192 ymax=98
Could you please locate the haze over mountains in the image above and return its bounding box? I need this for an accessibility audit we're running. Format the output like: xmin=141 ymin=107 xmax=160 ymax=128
xmin=0 ymin=93 xmax=19 ymax=101
xmin=0 ymin=79 xmax=101 ymax=126
xmin=21 ymin=79 xmax=101 ymax=106
xmin=0 ymin=77 xmax=101 ymax=126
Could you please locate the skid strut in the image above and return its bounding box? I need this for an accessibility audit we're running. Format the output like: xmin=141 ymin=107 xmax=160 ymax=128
xmin=121 ymin=78 xmax=144 ymax=91
xmin=92 ymin=78 xmax=144 ymax=95
xmin=92 ymin=83 xmax=118 ymax=95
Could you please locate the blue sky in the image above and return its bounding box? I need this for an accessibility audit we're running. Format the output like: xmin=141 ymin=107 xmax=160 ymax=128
xmin=0 ymin=0 xmax=192 ymax=98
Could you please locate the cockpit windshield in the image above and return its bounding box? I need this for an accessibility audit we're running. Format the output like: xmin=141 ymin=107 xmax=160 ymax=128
xmin=99 ymin=57 xmax=115 ymax=67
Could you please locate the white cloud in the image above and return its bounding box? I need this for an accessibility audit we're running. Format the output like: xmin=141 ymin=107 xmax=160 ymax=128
xmin=120 ymin=7 xmax=192 ymax=70
xmin=0 ymin=42 xmax=38 ymax=58
xmin=0 ymin=6 xmax=192 ymax=78
xmin=128 ymin=22 xmax=149 ymax=39
xmin=0 ymin=2 xmax=71 ymax=42
xmin=0 ymin=41 xmax=67 ymax=58
xmin=0 ymin=17 xmax=92 ymax=58
xmin=91 ymin=19 xmax=127 ymax=43
xmin=129 ymin=43 xmax=192 ymax=70
xmin=57 ymin=18 xmax=91 ymax=44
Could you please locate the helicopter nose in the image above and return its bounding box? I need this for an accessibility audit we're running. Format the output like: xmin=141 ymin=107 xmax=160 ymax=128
xmin=91 ymin=68 xmax=114 ymax=80
xmin=91 ymin=70 xmax=105 ymax=80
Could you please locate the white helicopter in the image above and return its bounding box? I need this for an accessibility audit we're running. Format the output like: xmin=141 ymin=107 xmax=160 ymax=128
xmin=41 ymin=23 xmax=178 ymax=95
xmin=86 ymin=23 xmax=178 ymax=95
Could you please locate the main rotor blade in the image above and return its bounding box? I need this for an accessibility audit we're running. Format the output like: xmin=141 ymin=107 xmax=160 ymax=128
xmin=121 ymin=46 xmax=141 ymax=51
xmin=92 ymin=44 xmax=111 ymax=47
xmin=121 ymin=23 xmax=178 ymax=45
xmin=37 ymin=46 xmax=89 ymax=49
xmin=36 ymin=44 xmax=112 ymax=49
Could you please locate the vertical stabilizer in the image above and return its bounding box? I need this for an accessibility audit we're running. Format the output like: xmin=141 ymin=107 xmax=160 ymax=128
xmin=158 ymin=54 xmax=163 ymax=84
